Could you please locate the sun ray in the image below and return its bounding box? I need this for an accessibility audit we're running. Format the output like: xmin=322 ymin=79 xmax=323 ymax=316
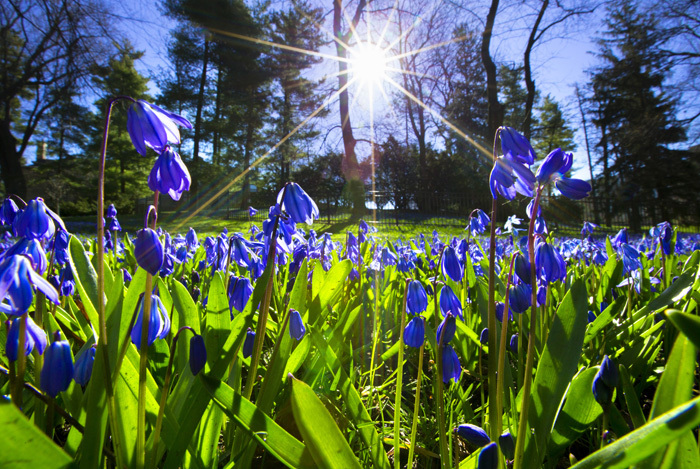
xmin=377 ymin=0 xmax=401 ymax=47
xmin=391 ymin=35 xmax=468 ymax=61
xmin=384 ymin=66 xmax=437 ymax=80
xmin=172 ymin=77 xmax=360 ymax=232
xmin=383 ymin=75 xmax=492 ymax=162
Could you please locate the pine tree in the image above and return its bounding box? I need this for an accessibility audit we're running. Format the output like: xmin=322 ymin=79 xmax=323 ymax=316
xmin=532 ymin=96 xmax=576 ymax=156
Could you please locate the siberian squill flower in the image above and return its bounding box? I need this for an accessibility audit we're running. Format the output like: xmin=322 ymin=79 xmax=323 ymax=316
xmin=148 ymin=147 xmax=191 ymax=201
xmin=455 ymin=424 xmax=491 ymax=447
xmin=536 ymin=148 xmax=591 ymax=199
xmin=277 ymin=183 xmax=319 ymax=225
xmin=289 ymin=309 xmax=306 ymax=340
xmin=189 ymin=334 xmax=207 ymax=375
xmin=6 ymin=315 xmax=47 ymax=361
xmin=127 ymin=99 xmax=192 ymax=156
xmin=41 ymin=331 xmax=74 ymax=397
xmin=134 ymin=227 xmax=164 ymax=276
xmin=131 ymin=294 xmax=171 ymax=349
xmin=0 ymin=255 xmax=59 ymax=315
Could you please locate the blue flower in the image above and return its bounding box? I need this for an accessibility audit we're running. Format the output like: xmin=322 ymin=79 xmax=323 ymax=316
xmin=248 ymin=206 xmax=258 ymax=217
xmin=106 ymin=204 xmax=118 ymax=218
xmin=509 ymin=283 xmax=531 ymax=314
xmin=6 ymin=315 xmax=47 ymax=361
xmin=185 ymin=227 xmax=198 ymax=250
xmin=131 ymin=295 xmax=171 ymax=350
xmin=436 ymin=313 xmax=456 ymax=345
xmin=228 ymin=276 xmax=254 ymax=314
xmin=14 ymin=198 xmax=63 ymax=241
xmin=535 ymin=148 xmax=591 ymax=199
xmin=0 ymin=255 xmax=59 ymax=315
xmin=40 ymin=331 xmax=74 ymax=397
xmin=73 ymin=345 xmax=96 ymax=386
xmin=581 ymin=221 xmax=598 ymax=236
xmin=189 ymin=334 xmax=207 ymax=375
xmin=442 ymin=344 xmax=461 ymax=383
xmin=599 ymin=355 xmax=619 ymax=388
xmin=148 ymin=147 xmax=191 ymax=201
xmin=489 ymin=155 xmax=536 ymax=200
xmin=108 ymin=217 xmax=121 ymax=232
xmin=619 ymin=243 xmax=642 ymax=274
xmin=441 ymin=246 xmax=463 ymax=282
xmin=514 ymin=253 xmax=531 ymax=285
xmin=467 ymin=209 xmax=490 ymax=236
xmin=289 ymin=309 xmax=306 ymax=340
xmin=479 ymin=327 xmax=488 ymax=345
xmin=439 ymin=285 xmax=463 ymax=320
xmin=455 ymin=423 xmax=491 ymax=447
xmin=243 ymin=328 xmax=255 ymax=358
xmin=404 ymin=316 xmax=425 ymax=348
xmin=127 ymin=100 xmax=192 ymax=156
xmin=134 ymin=228 xmax=164 ymax=276
xmin=592 ymin=373 xmax=612 ymax=408
xmin=277 ymin=183 xmax=319 ymax=225
xmin=555 ymin=177 xmax=592 ymax=200
xmin=477 ymin=442 xmax=499 ymax=469
xmin=406 ymin=280 xmax=428 ymax=315
xmin=535 ymin=241 xmax=567 ymax=283
xmin=509 ymin=334 xmax=518 ymax=352
xmin=0 ymin=198 xmax=20 ymax=227
xmin=499 ymin=432 xmax=515 ymax=460
xmin=499 ymin=126 xmax=535 ymax=165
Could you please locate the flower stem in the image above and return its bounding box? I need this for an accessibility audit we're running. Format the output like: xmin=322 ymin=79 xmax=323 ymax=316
xmin=496 ymin=254 xmax=517 ymax=445
xmin=487 ymin=196 xmax=499 ymax=441
xmin=394 ymin=278 xmax=410 ymax=469
xmin=407 ymin=333 xmax=425 ymax=469
xmin=11 ymin=312 xmax=28 ymax=408
xmin=513 ymin=186 xmax=543 ymax=469
xmin=97 ymin=95 xmax=134 ymax=468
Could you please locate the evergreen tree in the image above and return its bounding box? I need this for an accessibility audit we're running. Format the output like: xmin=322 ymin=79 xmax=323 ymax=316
xmin=532 ymin=95 xmax=576 ymax=156
xmin=589 ymin=3 xmax=689 ymax=228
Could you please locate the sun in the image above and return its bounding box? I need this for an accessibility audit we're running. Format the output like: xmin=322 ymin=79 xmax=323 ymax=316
xmin=349 ymin=42 xmax=388 ymax=86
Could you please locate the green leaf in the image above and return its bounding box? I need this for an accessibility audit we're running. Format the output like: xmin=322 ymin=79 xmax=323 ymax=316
xmin=665 ymin=310 xmax=700 ymax=350
xmin=67 ymin=235 xmax=99 ymax=327
xmin=310 ymin=331 xmax=391 ymax=469
xmin=634 ymin=270 xmax=695 ymax=318
xmin=523 ymin=279 xmax=588 ymax=466
xmin=584 ymin=296 xmax=626 ymax=345
xmin=619 ymin=365 xmax=646 ymax=430
xmin=204 ymin=272 xmax=231 ymax=371
xmin=200 ymin=375 xmax=315 ymax=468
xmin=549 ymin=367 xmax=603 ymax=454
xmin=289 ymin=374 xmax=362 ymax=469
xmin=570 ymin=395 xmax=700 ymax=469
xmin=0 ymin=401 xmax=74 ymax=468
xmin=637 ymin=335 xmax=698 ymax=468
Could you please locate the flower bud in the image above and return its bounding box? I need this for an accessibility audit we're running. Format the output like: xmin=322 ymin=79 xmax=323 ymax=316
xmin=455 ymin=424 xmax=490 ymax=447
xmin=189 ymin=334 xmax=207 ymax=375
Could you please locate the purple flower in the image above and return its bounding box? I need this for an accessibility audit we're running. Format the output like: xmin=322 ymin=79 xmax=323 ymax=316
xmin=189 ymin=334 xmax=207 ymax=375
xmin=127 ymin=100 xmax=192 ymax=156
xmin=14 ymin=198 xmax=63 ymax=241
xmin=148 ymin=147 xmax=191 ymax=201
xmin=441 ymin=246 xmax=463 ymax=282
xmin=6 ymin=315 xmax=47 ymax=361
xmin=499 ymin=126 xmax=535 ymax=165
xmin=439 ymin=285 xmax=463 ymax=320
xmin=228 ymin=276 xmax=254 ymax=313
xmin=289 ymin=309 xmax=306 ymax=340
xmin=535 ymin=241 xmax=567 ymax=283
xmin=277 ymin=183 xmax=319 ymax=225
xmin=406 ymin=280 xmax=428 ymax=315
xmin=455 ymin=423 xmax=490 ymax=447
xmin=1 ymin=198 xmax=20 ymax=226
xmin=73 ymin=345 xmax=96 ymax=386
xmin=243 ymin=328 xmax=255 ymax=358
xmin=442 ymin=344 xmax=461 ymax=383
xmin=106 ymin=204 xmax=118 ymax=218
xmin=404 ymin=316 xmax=424 ymax=348
xmin=134 ymin=228 xmax=164 ymax=276
xmin=477 ymin=442 xmax=499 ymax=469
xmin=40 ymin=331 xmax=74 ymax=397
xmin=436 ymin=313 xmax=456 ymax=345
xmin=131 ymin=295 xmax=171 ymax=349
xmin=0 ymin=255 xmax=59 ymax=315
xmin=248 ymin=206 xmax=258 ymax=217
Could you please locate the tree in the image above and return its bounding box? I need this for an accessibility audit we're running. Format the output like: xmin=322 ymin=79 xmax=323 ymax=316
xmin=375 ymin=136 xmax=418 ymax=210
xmin=0 ymin=0 xmax=112 ymax=198
xmin=589 ymin=3 xmax=689 ymax=228
xmin=532 ymin=95 xmax=575 ymax=156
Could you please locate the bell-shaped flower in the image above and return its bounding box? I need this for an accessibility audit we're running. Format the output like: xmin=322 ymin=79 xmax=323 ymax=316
xmin=131 ymin=294 xmax=171 ymax=349
xmin=436 ymin=313 xmax=456 ymax=345
xmin=248 ymin=206 xmax=258 ymax=217
xmin=509 ymin=283 xmax=531 ymax=314
xmin=40 ymin=331 xmax=74 ymax=397
xmin=186 ymin=227 xmax=198 ymax=250
xmin=106 ymin=203 xmax=118 ymax=218
xmin=134 ymin=228 xmax=164 ymax=276
xmin=514 ymin=253 xmax=531 ymax=285
xmin=510 ymin=334 xmax=518 ymax=352
xmin=6 ymin=315 xmax=47 ymax=361
xmin=189 ymin=334 xmax=207 ymax=375
xmin=599 ymin=355 xmax=619 ymax=389
xmin=555 ymin=177 xmax=591 ymax=200
xmin=477 ymin=442 xmax=499 ymax=469
xmin=148 ymin=147 xmax=191 ymax=201
xmin=14 ymin=198 xmax=61 ymax=241
xmin=243 ymin=328 xmax=255 ymax=358
xmin=455 ymin=423 xmax=491 ymax=447
xmin=489 ymin=155 xmax=536 ymax=200
xmin=108 ymin=217 xmax=121 ymax=232
xmin=277 ymin=183 xmax=319 ymax=225
xmin=127 ymin=99 xmax=192 ymax=156
xmin=499 ymin=432 xmax=516 ymax=460
xmin=535 ymin=241 xmax=567 ymax=284
xmin=4 ymin=237 xmax=48 ymax=274
xmin=406 ymin=280 xmax=428 ymax=315
xmin=619 ymin=243 xmax=642 ymax=274
xmin=439 ymin=285 xmax=462 ymax=320
xmin=289 ymin=308 xmax=306 ymax=340
xmin=73 ymin=345 xmax=96 ymax=386
xmin=499 ymin=126 xmax=535 ymax=165
xmin=442 ymin=344 xmax=461 ymax=383
xmin=228 ymin=276 xmax=254 ymax=314
xmin=0 ymin=255 xmax=59 ymax=315
xmin=581 ymin=221 xmax=598 ymax=236
xmin=535 ymin=148 xmax=591 ymax=199
xmin=467 ymin=209 xmax=490 ymax=236
xmin=441 ymin=246 xmax=463 ymax=282
xmin=1 ymin=198 xmax=20 ymax=227
xmin=404 ymin=316 xmax=424 ymax=348
xmin=479 ymin=327 xmax=488 ymax=345
xmin=592 ymin=373 xmax=612 ymax=408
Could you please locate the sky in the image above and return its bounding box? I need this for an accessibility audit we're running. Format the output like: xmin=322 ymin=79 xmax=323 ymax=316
xmin=111 ymin=0 xmax=603 ymax=179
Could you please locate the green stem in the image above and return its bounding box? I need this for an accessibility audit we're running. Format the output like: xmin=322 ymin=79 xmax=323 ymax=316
xmin=35 ymin=292 xmax=46 ymax=432
xmin=487 ymin=196 xmax=499 ymax=440
xmin=11 ymin=312 xmax=28 ymax=407
xmin=407 ymin=335 xmax=425 ymax=468
xmin=496 ymin=254 xmax=517 ymax=452
xmin=513 ymin=186 xmax=543 ymax=469
xmin=394 ymin=278 xmax=410 ymax=469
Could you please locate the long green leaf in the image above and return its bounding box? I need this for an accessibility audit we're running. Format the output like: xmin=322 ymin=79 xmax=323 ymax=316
xmin=310 ymin=331 xmax=391 ymax=469
xmin=523 ymin=279 xmax=588 ymax=465
xmin=200 ymin=375 xmax=315 ymax=468
xmin=0 ymin=402 xmax=74 ymax=468
xmin=570 ymin=395 xmax=700 ymax=469
xmin=289 ymin=374 xmax=362 ymax=469
xmin=67 ymin=235 xmax=99 ymax=327
xmin=665 ymin=310 xmax=700 ymax=350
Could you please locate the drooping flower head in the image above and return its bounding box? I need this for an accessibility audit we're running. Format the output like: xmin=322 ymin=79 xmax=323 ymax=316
xmin=41 ymin=331 xmax=74 ymax=397
xmin=73 ymin=345 xmax=96 ymax=386
xmin=442 ymin=344 xmax=461 ymax=383
xmin=14 ymin=198 xmax=65 ymax=241
xmin=127 ymin=99 xmax=192 ymax=156
xmin=536 ymin=148 xmax=591 ymax=199
xmin=134 ymin=226 xmax=164 ymax=276
xmin=489 ymin=154 xmax=536 ymax=200
xmin=131 ymin=294 xmax=171 ymax=349
xmin=455 ymin=424 xmax=491 ymax=447
xmin=439 ymin=285 xmax=463 ymax=320
xmin=6 ymin=315 xmax=47 ymax=361
xmin=535 ymin=241 xmax=567 ymax=284
xmin=0 ymin=198 xmax=20 ymax=227
xmin=0 ymin=255 xmax=59 ymax=315
xmin=289 ymin=308 xmax=306 ymax=340
xmin=406 ymin=280 xmax=428 ymax=315
xmin=228 ymin=276 xmax=254 ymax=314
xmin=148 ymin=147 xmax=191 ymax=201
xmin=106 ymin=204 xmax=118 ymax=218
xmin=277 ymin=183 xmax=319 ymax=225
xmin=499 ymin=126 xmax=535 ymax=165
xmin=441 ymin=246 xmax=463 ymax=282
xmin=404 ymin=316 xmax=424 ymax=348
xmin=467 ymin=209 xmax=490 ymax=236
xmin=189 ymin=334 xmax=207 ymax=375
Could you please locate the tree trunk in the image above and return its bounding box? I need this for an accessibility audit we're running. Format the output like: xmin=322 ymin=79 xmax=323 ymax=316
xmin=334 ymin=0 xmax=366 ymax=216
xmin=192 ymin=37 xmax=210 ymax=197
xmin=481 ymin=0 xmax=503 ymax=141
xmin=241 ymin=86 xmax=256 ymax=210
xmin=0 ymin=119 xmax=28 ymax=198
xmin=523 ymin=0 xmax=549 ymax=139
